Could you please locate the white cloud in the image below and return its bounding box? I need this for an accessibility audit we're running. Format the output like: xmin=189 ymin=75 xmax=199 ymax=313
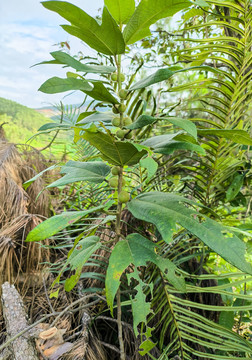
xmin=0 ymin=0 xmax=103 ymax=108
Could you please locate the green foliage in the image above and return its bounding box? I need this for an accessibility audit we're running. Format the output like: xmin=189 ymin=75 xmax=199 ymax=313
xmin=47 ymin=160 xmax=111 ymax=187
xmin=105 ymin=233 xmax=186 ymax=314
xmin=38 ymin=76 xmax=93 ymax=93
xmin=123 ymin=0 xmax=191 ymax=44
xmin=82 ymin=129 xmax=147 ymax=166
xmin=0 ymin=97 xmax=48 ymax=145
xmin=42 ymin=1 xmax=125 ymax=55
xmin=26 ymin=0 xmax=252 ymax=358
xmin=128 ymin=192 xmax=252 ymax=274
xmin=26 ymin=206 xmax=103 ymax=242
xmin=104 ymin=0 xmax=135 ymax=24
xmin=43 ymin=50 xmax=116 ymax=73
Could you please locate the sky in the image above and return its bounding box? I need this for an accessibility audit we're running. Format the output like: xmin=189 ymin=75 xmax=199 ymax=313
xmin=0 ymin=0 xmax=103 ymax=108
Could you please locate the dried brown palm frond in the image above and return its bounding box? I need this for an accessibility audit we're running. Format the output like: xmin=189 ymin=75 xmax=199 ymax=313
xmin=0 ymin=140 xmax=51 ymax=291
xmin=0 ymin=214 xmax=50 ymax=290
xmin=0 ymin=142 xmax=28 ymax=225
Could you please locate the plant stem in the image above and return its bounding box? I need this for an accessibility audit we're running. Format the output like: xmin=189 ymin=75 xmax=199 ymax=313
xmin=113 ymin=52 xmax=126 ymax=360
xmin=117 ymin=289 xmax=126 ymax=360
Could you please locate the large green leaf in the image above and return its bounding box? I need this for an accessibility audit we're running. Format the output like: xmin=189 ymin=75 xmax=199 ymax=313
xmin=127 ymin=115 xmax=156 ymax=130
xmin=26 ymin=205 xmax=103 ymax=242
xmin=198 ymin=129 xmax=252 ymax=145
xmin=128 ymin=192 xmax=252 ymax=275
xmin=129 ymin=115 xmax=197 ymax=140
xmin=105 ymin=233 xmax=185 ymax=313
xmin=42 ymin=2 xmax=125 ymax=55
xmin=155 ymin=140 xmax=206 ymax=155
xmin=47 ymin=161 xmax=110 ymax=188
xmin=50 ymin=51 xmax=116 ymax=73
xmin=38 ymin=76 xmax=93 ymax=94
xmin=130 ymin=65 xmax=223 ymax=90
xmin=163 ymin=117 xmax=197 ymax=140
xmin=141 ymin=132 xmax=183 ymax=148
xmin=82 ymin=80 xmax=119 ymax=104
xmin=142 ymin=133 xmax=205 ymax=155
xmin=130 ymin=68 xmax=175 ymax=90
xmin=104 ymin=0 xmax=135 ymax=24
xmin=83 ymin=130 xmax=147 ymax=166
xmin=123 ymin=0 xmax=191 ymax=44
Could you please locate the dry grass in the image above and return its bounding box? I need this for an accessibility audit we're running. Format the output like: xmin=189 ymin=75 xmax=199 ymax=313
xmin=0 ymin=141 xmax=50 ymax=289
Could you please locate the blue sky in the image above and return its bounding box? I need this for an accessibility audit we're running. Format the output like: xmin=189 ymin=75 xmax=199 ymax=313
xmin=0 ymin=0 xmax=103 ymax=108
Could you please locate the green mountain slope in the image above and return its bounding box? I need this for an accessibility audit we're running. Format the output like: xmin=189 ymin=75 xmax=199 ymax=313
xmin=0 ymin=97 xmax=74 ymax=160
xmin=0 ymin=97 xmax=50 ymax=146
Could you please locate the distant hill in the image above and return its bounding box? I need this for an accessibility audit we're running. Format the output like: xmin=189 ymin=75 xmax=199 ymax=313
xmin=0 ymin=98 xmax=75 ymax=159
xmin=0 ymin=97 xmax=49 ymax=146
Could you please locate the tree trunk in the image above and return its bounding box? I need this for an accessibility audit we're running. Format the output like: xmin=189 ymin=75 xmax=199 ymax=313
xmin=1 ymin=282 xmax=39 ymax=360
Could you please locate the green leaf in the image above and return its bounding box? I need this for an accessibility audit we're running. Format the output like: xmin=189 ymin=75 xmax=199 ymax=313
xmin=50 ymin=51 xmax=116 ymax=73
xmin=67 ymin=236 xmax=101 ymax=271
xmin=142 ymin=133 xmax=205 ymax=155
xmin=130 ymin=68 xmax=175 ymax=91
xmin=130 ymin=65 xmax=223 ymax=91
xmin=139 ymin=338 xmax=157 ymax=356
xmin=226 ymin=173 xmax=244 ymax=201
xmin=219 ymin=311 xmax=235 ymax=330
xmin=42 ymin=2 xmax=125 ymax=55
xmin=127 ymin=115 xmax=156 ymax=130
xmin=127 ymin=269 xmax=152 ymax=335
xmin=47 ymin=161 xmax=110 ymax=188
xmin=82 ymin=80 xmax=119 ymax=104
xmin=129 ymin=116 xmax=197 ymax=140
xmin=38 ymin=76 xmax=93 ymax=94
xmin=192 ymin=0 xmax=209 ymax=6
xmin=198 ymin=129 xmax=252 ymax=145
xmin=78 ymin=111 xmax=115 ymax=125
xmin=83 ymin=130 xmax=147 ymax=166
xmin=128 ymin=192 xmax=252 ymax=275
xmin=162 ymin=117 xmax=197 ymax=140
xmin=105 ymin=233 xmax=185 ymax=313
xmin=26 ymin=205 xmax=103 ymax=242
xmin=38 ymin=123 xmax=71 ymax=131
xmin=104 ymin=0 xmax=135 ymax=24
xmin=123 ymin=0 xmax=191 ymax=44
xmin=141 ymin=132 xmax=183 ymax=148
xmin=154 ymin=140 xmax=206 ymax=155
xmin=140 ymin=157 xmax=158 ymax=180
xmin=23 ymin=164 xmax=58 ymax=190
xmin=64 ymin=268 xmax=82 ymax=292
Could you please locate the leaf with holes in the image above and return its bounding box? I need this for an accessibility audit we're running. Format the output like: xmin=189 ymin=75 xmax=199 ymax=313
xmin=105 ymin=233 xmax=185 ymax=314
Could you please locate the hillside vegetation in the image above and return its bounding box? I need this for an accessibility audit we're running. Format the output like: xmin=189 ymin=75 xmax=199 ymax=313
xmin=0 ymin=97 xmax=72 ymax=157
xmin=0 ymin=97 xmax=49 ymax=146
